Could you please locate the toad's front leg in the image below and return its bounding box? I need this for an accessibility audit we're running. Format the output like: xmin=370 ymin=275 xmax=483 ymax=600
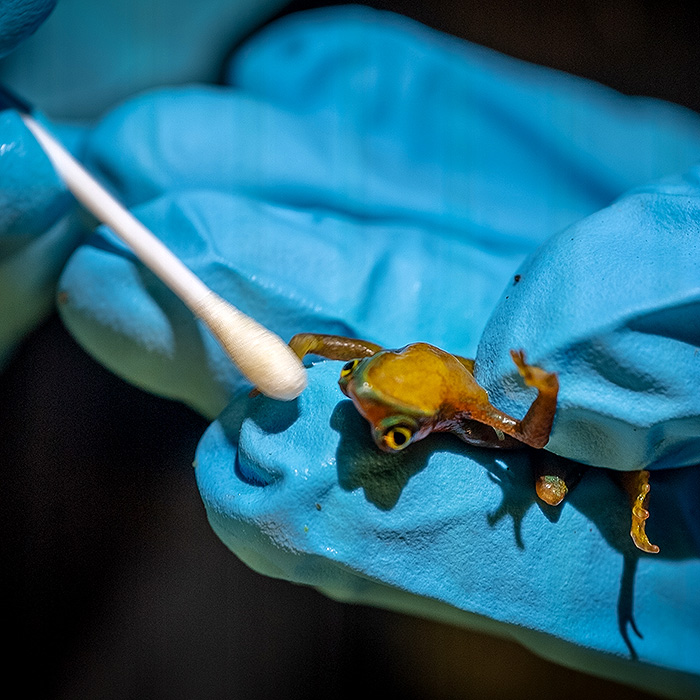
xmin=472 ymin=349 xmax=558 ymax=450
xmin=288 ymin=333 xmax=382 ymax=362
xmin=249 ymin=334 xmax=382 ymax=396
xmin=508 ymin=349 xmax=560 ymax=448
xmin=470 ymin=350 xmax=564 ymax=504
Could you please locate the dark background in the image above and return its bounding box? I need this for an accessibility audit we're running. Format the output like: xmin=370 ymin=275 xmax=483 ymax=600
xmin=2 ymin=1 xmax=699 ymax=698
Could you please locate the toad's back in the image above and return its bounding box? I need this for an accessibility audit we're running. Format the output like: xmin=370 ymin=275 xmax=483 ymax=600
xmin=364 ymin=343 xmax=486 ymax=414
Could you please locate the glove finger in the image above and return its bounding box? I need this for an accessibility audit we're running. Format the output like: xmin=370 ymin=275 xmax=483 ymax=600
xmin=86 ymin=5 xmax=700 ymax=253
xmin=231 ymin=6 xmax=700 ymax=229
xmin=89 ymin=85 xmax=545 ymax=250
xmin=0 ymin=111 xmax=86 ymax=367
xmin=196 ymin=360 xmax=700 ymax=698
xmin=57 ymin=189 xmax=524 ymax=418
xmin=475 ymin=170 xmax=700 ymax=471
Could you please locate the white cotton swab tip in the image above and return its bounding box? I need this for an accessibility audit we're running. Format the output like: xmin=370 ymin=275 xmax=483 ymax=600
xmin=21 ymin=113 xmax=307 ymax=401
xmin=192 ymin=291 xmax=308 ymax=401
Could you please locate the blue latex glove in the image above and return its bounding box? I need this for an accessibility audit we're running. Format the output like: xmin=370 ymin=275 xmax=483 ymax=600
xmin=55 ymin=7 xmax=700 ymax=697
xmin=475 ymin=171 xmax=700 ymax=472
xmin=0 ymin=0 xmax=87 ymax=368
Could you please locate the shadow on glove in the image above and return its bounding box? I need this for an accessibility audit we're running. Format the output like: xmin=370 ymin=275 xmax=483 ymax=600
xmin=196 ymin=362 xmax=700 ymax=700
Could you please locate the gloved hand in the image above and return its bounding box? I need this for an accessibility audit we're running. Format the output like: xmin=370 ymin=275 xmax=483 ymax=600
xmin=0 ymin=0 xmax=88 ymax=368
xmin=0 ymin=0 xmax=289 ymax=367
xmin=55 ymin=6 xmax=700 ymax=697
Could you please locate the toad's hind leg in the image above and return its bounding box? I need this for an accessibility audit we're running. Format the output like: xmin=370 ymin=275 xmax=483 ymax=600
xmin=288 ymin=333 xmax=382 ymax=361
xmin=618 ymin=470 xmax=660 ymax=554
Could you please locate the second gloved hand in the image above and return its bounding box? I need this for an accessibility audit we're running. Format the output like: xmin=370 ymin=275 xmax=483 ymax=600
xmin=0 ymin=108 xmax=87 ymax=369
xmin=0 ymin=0 xmax=88 ymax=368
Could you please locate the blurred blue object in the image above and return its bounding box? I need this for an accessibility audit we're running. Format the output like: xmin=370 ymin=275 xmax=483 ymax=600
xmin=0 ymin=1 xmax=73 ymax=368
xmin=0 ymin=0 xmax=290 ymax=119
xmin=0 ymin=0 xmax=55 ymax=57
xmin=0 ymin=106 xmax=87 ymax=368
xmin=52 ymin=5 xmax=700 ymax=697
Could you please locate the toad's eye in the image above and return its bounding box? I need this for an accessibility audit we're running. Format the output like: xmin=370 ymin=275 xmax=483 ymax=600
xmin=382 ymin=425 xmax=413 ymax=451
xmin=340 ymin=359 xmax=359 ymax=378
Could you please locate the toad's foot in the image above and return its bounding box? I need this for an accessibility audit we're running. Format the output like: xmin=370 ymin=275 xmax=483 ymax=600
xmin=534 ymin=458 xmax=587 ymax=507
xmin=510 ymin=349 xmax=559 ymax=396
xmin=536 ymin=475 xmax=568 ymax=506
xmin=619 ymin=470 xmax=660 ymax=554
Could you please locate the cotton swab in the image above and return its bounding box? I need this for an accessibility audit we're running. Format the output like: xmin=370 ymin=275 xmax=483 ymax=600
xmin=8 ymin=99 xmax=307 ymax=401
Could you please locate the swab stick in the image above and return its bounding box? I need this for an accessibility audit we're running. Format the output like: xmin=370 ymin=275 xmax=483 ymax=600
xmin=17 ymin=110 xmax=307 ymax=401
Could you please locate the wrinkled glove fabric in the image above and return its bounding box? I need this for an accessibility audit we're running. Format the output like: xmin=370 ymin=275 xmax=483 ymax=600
xmin=475 ymin=176 xmax=700 ymax=472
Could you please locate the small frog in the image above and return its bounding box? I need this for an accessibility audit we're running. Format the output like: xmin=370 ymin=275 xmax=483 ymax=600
xmin=286 ymin=333 xmax=658 ymax=554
